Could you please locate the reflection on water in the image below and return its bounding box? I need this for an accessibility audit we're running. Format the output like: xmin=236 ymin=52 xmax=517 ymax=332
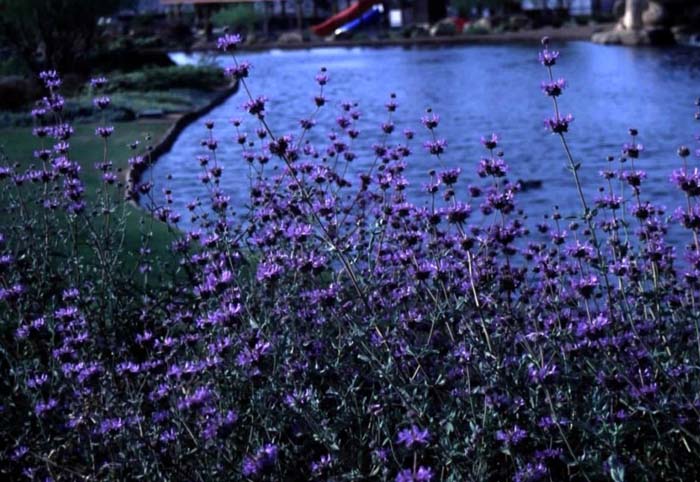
xmin=145 ymin=42 xmax=700 ymax=235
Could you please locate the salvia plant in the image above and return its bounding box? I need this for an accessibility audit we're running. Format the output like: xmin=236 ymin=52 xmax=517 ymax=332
xmin=1 ymin=35 xmax=700 ymax=481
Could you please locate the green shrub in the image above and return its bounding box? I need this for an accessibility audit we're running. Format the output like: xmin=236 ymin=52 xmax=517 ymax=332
xmin=211 ymin=4 xmax=260 ymax=30
xmin=105 ymin=66 xmax=228 ymax=93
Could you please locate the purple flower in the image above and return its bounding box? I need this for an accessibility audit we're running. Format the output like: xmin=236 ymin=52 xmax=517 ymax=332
xmin=527 ymin=363 xmax=559 ymax=384
xmin=242 ymin=443 xmax=278 ymax=477
xmin=95 ymin=126 xmax=114 ymax=138
xmin=572 ymin=274 xmax=598 ymax=298
xmin=34 ymin=398 xmax=58 ymax=417
xmin=225 ymin=61 xmax=251 ymax=79
xmin=31 ymin=107 xmax=47 ymax=118
xmin=538 ymin=48 xmax=560 ymax=67
xmin=396 ymin=466 xmax=434 ymax=481
xmin=315 ymin=72 xmax=329 ymax=86
xmin=98 ymin=417 xmax=125 ymax=435
xmin=621 ymin=169 xmax=646 ymax=187
xmin=93 ymin=96 xmax=111 ymax=110
xmin=442 ymin=202 xmax=472 ymax=224
xmin=310 ymin=454 xmax=332 ymax=475
xmin=514 ymin=462 xmax=548 ymax=482
xmin=478 ymin=157 xmax=508 ymax=178
xmin=177 ymin=386 xmax=214 ymax=412
xmin=670 ymin=167 xmax=700 ymax=196
xmin=481 ymin=133 xmax=499 ymax=149
xmin=421 ymin=113 xmax=440 ymax=130
xmin=217 ymin=33 xmax=242 ymax=51
xmin=576 ymin=314 xmax=611 ymax=339
xmin=397 ymin=425 xmax=430 ymax=448
xmin=244 ymin=96 xmax=268 ymax=117
xmin=496 ymin=425 xmax=527 ymax=447
xmin=51 ymin=124 xmax=74 ymax=141
xmin=39 ymin=70 xmax=61 ymax=88
xmin=544 ymin=114 xmax=574 ymax=134
xmin=299 ymin=118 xmax=316 ymax=130
xmin=90 ymin=76 xmax=108 ymax=89
xmin=10 ymin=445 xmax=28 ymax=461
xmin=622 ymin=141 xmax=644 ymax=158
xmin=424 ymin=139 xmax=447 ymax=155
xmin=541 ymin=78 xmax=566 ymax=97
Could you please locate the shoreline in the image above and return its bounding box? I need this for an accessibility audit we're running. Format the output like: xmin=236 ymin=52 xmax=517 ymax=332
xmin=186 ymin=24 xmax=612 ymax=53
xmin=126 ymin=80 xmax=240 ymax=205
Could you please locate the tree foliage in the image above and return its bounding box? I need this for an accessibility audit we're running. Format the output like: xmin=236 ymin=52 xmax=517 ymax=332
xmin=0 ymin=0 xmax=131 ymax=74
xmin=211 ymin=4 xmax=261 ymax=31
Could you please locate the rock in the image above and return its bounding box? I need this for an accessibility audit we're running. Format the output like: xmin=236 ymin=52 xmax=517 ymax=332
xmin=473 ymin=17 xmax=492 ymax=31
xmin=618 ymin=29 xmax=651 ymax=45
xmin=430 ymin=18 xmax=456 ymax=37
xmin=277 ymin=31 xmax=303 ymax=44
xmin=591 ymin=28 xmax=650 ymax=45
xmin=642 ymin=1 xmax=667 ymax=27
xmin=592 ymin=25 xmax=675 ymax=46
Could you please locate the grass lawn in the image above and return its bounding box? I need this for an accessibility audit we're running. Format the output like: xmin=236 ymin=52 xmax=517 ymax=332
xmin=0 ymin=119 xmax=181 ymax=278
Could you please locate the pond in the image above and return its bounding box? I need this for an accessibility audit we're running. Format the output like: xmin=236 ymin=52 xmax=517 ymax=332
xmin=145 ymin=42 xmax=700 ymax=233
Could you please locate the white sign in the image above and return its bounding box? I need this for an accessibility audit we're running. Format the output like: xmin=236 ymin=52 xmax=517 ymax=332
xmin=389 ymin=9 xmax=403 ymax=28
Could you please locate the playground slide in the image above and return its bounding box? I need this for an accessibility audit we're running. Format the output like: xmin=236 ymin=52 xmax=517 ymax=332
xmin=311 ymin=0 xmax=382 ymax=37
xmin=334 ymin=4 xmax=383 ymax=36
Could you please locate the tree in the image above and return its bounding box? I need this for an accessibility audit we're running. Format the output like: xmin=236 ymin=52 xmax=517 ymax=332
xmin=0 ymin=0 xmax=131 ymax=74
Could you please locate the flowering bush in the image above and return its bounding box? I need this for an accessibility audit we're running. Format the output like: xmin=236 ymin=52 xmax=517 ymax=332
xmin=2 ymin=36 xmax=700 ymax=481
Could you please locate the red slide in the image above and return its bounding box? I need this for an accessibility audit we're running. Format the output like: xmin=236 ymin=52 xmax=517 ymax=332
xmin=311 ymin=0 xmax=381 ymax=37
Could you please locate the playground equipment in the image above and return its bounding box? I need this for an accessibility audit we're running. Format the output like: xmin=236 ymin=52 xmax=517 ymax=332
xmin=311 ymin=0 xmax=383 ymax=37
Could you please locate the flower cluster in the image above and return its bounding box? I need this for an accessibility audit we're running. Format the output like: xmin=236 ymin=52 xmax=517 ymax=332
xmin=1 ymin=37 xmax=700 ymax=482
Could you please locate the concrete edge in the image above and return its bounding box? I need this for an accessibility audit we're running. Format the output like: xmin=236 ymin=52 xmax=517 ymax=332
xmin=126 ymin=80 xmax=240 ymax=207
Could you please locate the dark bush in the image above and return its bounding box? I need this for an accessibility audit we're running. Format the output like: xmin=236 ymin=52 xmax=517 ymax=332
xmin=105 ymin=65 xmax=228 ymax=93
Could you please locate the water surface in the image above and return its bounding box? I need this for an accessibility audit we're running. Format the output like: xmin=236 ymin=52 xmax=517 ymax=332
xmin=148 ymin=42 xmax=700 ymax=232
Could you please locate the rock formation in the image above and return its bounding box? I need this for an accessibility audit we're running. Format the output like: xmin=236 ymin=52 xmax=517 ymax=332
xmin=592 ymin=0 xmax=680 ymax=46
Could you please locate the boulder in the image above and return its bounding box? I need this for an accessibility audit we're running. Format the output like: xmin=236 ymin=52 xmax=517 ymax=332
xmin=277 ymin=31 xmax=304 ymax=44
xmin=642 ymin=1 xmax=667 ymax=27
xmin=592 ymin=28 xmax=650 ymax=45
xmin=473 ymin=17 xmax=492 ymax=31
xmin=591 ymin=25 xmax=674 ymax=46
xmin=430 ymin=18 xmax=456 ymax=37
